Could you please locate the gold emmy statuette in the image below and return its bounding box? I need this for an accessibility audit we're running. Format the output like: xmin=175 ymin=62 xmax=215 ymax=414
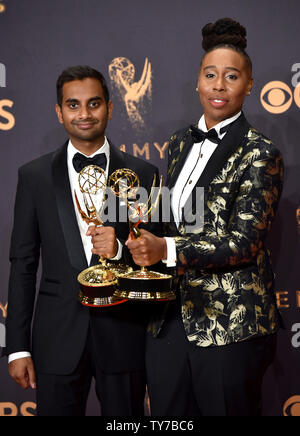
xmin=75 ymin=165 xmax=131 ymax=307
xmin=108 ymin=169 xmax=175 ymax=302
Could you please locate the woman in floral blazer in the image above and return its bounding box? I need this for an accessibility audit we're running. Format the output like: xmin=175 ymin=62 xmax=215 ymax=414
xmin=126 ymin=18 xmax=284 ymax=416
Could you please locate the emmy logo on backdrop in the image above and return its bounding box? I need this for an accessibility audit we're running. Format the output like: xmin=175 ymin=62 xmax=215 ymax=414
xmin=0 ymin=2 xmax=6 ymax=14
xmin=109 ymin=57 xmax=152 ymax=129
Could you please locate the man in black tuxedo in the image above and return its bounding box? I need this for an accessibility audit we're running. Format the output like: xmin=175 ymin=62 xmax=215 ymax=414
xmin=4 ymin=65 xmax=158 ymax=416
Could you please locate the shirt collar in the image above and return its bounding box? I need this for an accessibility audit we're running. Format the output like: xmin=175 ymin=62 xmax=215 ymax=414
xmin=67 ymin=136 xmax=110 ymax=161
xmin=198 ymin=111 xmax=241 ymax=137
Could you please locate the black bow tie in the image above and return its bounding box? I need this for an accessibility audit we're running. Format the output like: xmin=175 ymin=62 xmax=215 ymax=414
xmin=190 ymin=125 xmax=221 ymax=145
xmin=72 ymin=152 xmax=107 ymax=173
xmin=190 ymin=117 xmax=238 ymax=145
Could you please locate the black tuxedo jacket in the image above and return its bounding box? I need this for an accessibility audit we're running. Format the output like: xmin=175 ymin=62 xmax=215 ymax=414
xmin=149 ymin=113 xmax=284 ymax=347
xmin=5 ymin=141 xmax=158 ymax=375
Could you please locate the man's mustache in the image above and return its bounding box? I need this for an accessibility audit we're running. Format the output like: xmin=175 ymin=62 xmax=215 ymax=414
xmin=72 ymin=119 xmax=98 ymax=125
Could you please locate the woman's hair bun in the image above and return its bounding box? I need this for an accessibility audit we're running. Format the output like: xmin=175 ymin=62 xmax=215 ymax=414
xmin=202 ymin=18 xmax=247 ymax=52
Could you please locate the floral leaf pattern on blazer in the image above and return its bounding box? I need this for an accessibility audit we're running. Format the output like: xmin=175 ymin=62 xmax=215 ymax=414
xmin=149 ymin=116 xmax=284 ymax=347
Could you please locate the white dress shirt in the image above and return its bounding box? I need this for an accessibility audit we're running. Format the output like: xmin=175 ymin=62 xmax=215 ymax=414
xmin=164 ymin=112 xmax=241 ymax=267
xmin=8 ymin=137 xmax=122 ymax=363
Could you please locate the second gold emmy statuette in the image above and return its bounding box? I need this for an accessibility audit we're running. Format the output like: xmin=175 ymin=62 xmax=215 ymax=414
xmin=108 ymin=168 xmax=175 ymax=302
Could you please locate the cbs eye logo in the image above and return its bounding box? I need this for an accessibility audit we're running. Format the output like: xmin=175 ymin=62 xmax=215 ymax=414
xmin=261 ymin=81 xmax=300 ymax=114
xmin=283 ymin=396 xmax=300 ymax=416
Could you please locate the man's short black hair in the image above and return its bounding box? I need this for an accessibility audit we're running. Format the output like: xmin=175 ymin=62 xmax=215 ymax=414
xmin=56 ymin=65 xmax=110 ymax=107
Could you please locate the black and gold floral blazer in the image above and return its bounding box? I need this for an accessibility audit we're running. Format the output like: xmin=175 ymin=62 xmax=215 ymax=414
xmin=150 ymin=113 xmax=284 ymax=347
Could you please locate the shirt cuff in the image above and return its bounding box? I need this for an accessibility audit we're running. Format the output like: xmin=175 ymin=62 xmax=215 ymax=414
xmin=108 ymin=239 xmax=123 ymax=261
xmin=8 ymin=352 xmax=31 ymax=364
xmin=162 ymin=237 xmax=177 ymax=267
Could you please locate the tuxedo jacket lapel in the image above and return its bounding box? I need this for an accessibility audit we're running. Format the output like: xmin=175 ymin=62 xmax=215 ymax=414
xmin=167 ymin=114 xmax=250 ymax=231
xmin=108 ymin=141 xmax=126 ymax=176
xmin=195 ymin=112 xmax=250 ymax=191
xmin=52 ymin=142 xmax=88 ymax=271
xmin=169 ymin=114 xmax=250 ymax=193
xmin=168 ymin=131 xmax=194 ymax=190
xmin=186 ymin=114 xmax=250 ymax=222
